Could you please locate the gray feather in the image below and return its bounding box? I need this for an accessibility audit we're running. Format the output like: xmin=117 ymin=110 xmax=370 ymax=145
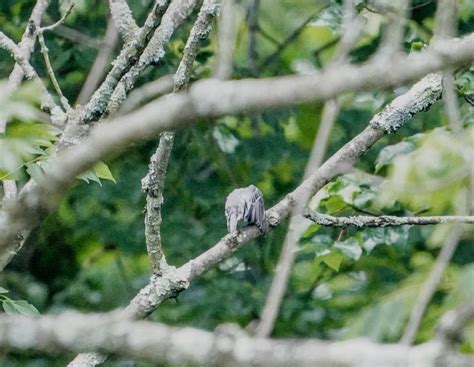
xmin=225 ymin=184 xmax=267 ymax=233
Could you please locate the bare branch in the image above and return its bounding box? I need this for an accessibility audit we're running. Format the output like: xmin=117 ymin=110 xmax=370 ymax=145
xmin=119 ymin=75 xmax=174 ymax=113
xmin=142 ymin=133 xmax=174 ymax=274
xmin=104 ymin=0 xmax=199 ymax=116
xmin=6 ymin=0 xmax=51 ymax=92
xmin=37 ymin=31 xmax=71 ymax=110
xmin=435 ymin=0 xmax=462 ymax=133
xmin=400 ymin=226 xmax=464 ymax=345
xmin=247 ymin=0 xmax=260 ymax=73
xmin=108 ymin=0 xmax=139 ymax=43
xmin=214 ymin=0 xmax=237 ymax=79
xmin=304 ymin=210 xmax=474 ymax=227
xmin=260 ymin=7 xmax=322 ymax=70
xmin=1 ymin=312 xmax=472 ymax=367
xmin=76 ymin=16 xmax=120 ymax=106
xmin=256 ymin=1 xmax=369 ymax=337
xmin=256 ymin=99 xmax=342 ymax=338
xmin=378 ymin=0 xmax=409 ymax=55
xmin=0 ymin=31 xmax=66 ymax=126
xmin=40 ymin=3 xmax=74 ymax=32
xmin=83 ymin=0 xmax=172 ymax=122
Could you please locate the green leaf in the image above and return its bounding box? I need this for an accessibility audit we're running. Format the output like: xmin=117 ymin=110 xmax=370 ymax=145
xmin=334 ymin=238 xmax=362 ymax=261
xmin=78 ymin=169 xmax=102 ymax=185
xmin=322 ymin=251 xmax=343 ymax=271
xmin=26 ymin=162 xmax=45 ymax=183
xmin=0 ymin=287 xmax=8 ymax=293
xmin=375 ymin=141 xmax=416 ymax=172
xmin=2 ymin=300 xmax=20 ymax=315
xmin=94 ymin=161 xmax=116 ymax=183
xmin=12 ymin=300 xmax=40 ymax=316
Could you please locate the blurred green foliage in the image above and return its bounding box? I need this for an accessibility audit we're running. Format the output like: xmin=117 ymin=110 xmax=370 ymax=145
xmin=0 ymin=0 xmax=473 ymax=365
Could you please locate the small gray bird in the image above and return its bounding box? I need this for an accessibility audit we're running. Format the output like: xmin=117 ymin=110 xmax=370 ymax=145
xmin=225 ymin=184 xmax=267 ymax=234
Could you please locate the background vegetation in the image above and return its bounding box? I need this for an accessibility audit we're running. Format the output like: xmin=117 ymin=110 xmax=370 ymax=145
xmin=0 ymin=0 xmax=473 ymax=365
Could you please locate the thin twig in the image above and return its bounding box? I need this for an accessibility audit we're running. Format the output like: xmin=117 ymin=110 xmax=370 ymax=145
xmin=0 ymin=31 xmax=66 ymax=125
xmin=378 ymin=0 xmax=409 ymax=56
xmin=260 ymin=6 xmax=324 ymax=70
xmin=41 ymin=3 xmax=75 ymax=32
xmin=304 ymin=210 xmax=474 ymax=227
xmin=255 ymin=99 xmax=341 ymax=338
xmin=247 ymin=0 xmax=259 ymax=73
xmin=1 ymin=0 xmax=52 ymax=199
xmin=76 ymin=16 xmax=120 ymax=106
xmin=119 ymin=74 xmax=174 ymax=113
xmin=37 ymin=31 xmax=71 ymax=111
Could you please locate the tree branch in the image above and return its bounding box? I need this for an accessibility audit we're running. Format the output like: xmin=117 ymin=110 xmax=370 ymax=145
xmin=0 ymin=312 xmax=472 ymax=367
xmin=108 ymin=0 xmax=139 ymax=43
xmin=103 ymin=0 xmax=199 ymax=116
xmin=304 ymin=210 xmax=474 ymax=227
xmin=76 ymin=16 xmax=120 ymax=106
xmin=214 ymin=0 xmax=237 ymax=79
xmin=0 ymin=31 xmax=66 ymax=126
xmin=118 ymin=74 xmax=174 ymax=113
xmin=6 ymin=0 xmax=51 ymax=93
xmin=400 ymin=226 xmax=465 ymax=345
xmin=82 ymin=0 xmax=171 ymax=122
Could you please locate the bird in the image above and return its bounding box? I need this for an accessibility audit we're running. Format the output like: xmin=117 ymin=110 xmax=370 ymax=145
xmin=225 ymin=184 xmax=267 ymax=234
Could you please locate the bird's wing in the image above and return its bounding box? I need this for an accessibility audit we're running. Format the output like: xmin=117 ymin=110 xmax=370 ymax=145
xmin=245 ymin=186 xmax=266 ymax=232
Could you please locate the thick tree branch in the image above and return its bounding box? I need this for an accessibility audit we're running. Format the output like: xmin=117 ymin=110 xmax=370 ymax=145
xmin=1 ymin=312 xmax=472 ymax=367
xmin=108 ymin=0 xmax=139 ymax=43
xmin=304 ymin=210 xmax=474 ymax=227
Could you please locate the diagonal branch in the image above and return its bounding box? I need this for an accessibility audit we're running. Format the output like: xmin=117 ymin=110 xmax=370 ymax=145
xmin=108 ymin=0 xmax=139 ymax=43
xmin=76 ymin=15 xmax=120 ymax=106
xmin=0 ymin=31 xmax=66 ymax=126
xmin=82 ymin=0 xmax=171 ymax=122
xmin=103 ymin=0 xmax=199 ymax=117
xmin=6 ymin=0 xmax=51 ymax=93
